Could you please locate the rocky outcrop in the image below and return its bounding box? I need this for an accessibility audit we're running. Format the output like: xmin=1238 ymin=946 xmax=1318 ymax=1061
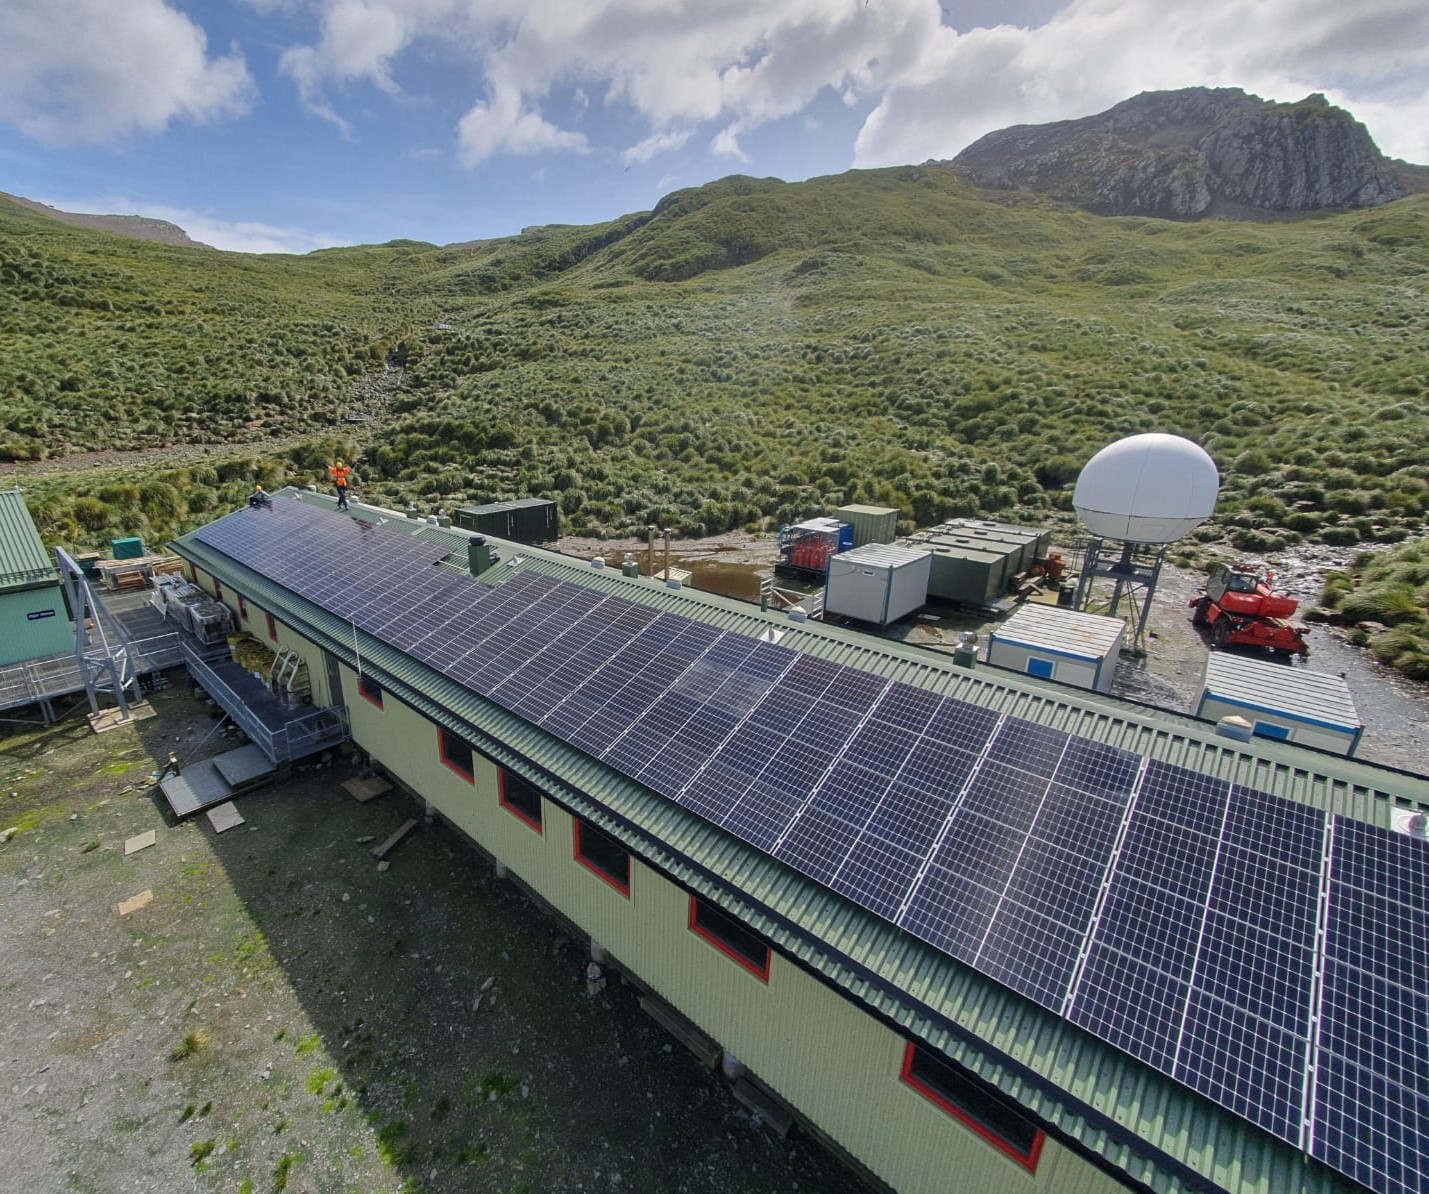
xmin=950 ymin=89 xmax=1407 ymax=219
xmin=0 ymin=191 xmax=210 ymax=247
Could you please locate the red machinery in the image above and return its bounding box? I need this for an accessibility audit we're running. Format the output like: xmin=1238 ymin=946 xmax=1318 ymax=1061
xmin=1190 ymin=562 xmax=1309 ymax=656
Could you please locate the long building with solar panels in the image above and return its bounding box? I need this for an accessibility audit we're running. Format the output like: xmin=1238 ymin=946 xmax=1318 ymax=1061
xmin=172 ymin=490 xmax=1429 ymax=1194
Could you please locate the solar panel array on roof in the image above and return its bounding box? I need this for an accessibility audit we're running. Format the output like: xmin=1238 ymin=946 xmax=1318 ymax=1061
xmin=192 ymin=499 xmax=1429 ymax=1194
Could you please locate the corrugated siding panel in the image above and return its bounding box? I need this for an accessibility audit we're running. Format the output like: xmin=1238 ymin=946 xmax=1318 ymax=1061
xmin=177 ymin=530 xmax=1382 ymax=1194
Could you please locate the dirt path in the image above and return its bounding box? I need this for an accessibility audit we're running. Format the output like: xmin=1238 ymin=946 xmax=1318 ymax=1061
xmin=0 ymin=367 xmax=403 ymax=480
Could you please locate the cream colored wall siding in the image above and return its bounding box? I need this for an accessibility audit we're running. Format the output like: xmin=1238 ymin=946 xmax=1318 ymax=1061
xmin=620 ymin=874 xmax=1117 ymax=1194
xmin=327 ymin=674 xmax=1116 ymax=1194
xmin=337 ymin=663 xmax=491 ymax=838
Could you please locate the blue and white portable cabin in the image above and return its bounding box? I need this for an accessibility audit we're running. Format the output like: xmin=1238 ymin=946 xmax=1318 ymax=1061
xmin=986 ymin=603 xmax=1126 ymax=693
xmin=1196 ymin=651 xmax=1364 ymax=757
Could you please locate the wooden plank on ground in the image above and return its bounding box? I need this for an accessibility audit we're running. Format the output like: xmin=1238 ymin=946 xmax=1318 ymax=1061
xmin=206 ymin=802 xmax=245 ymax=833
xmin=117 ymin=890 xmax=154 ymax=916
xmin=342 ymin=776 xmax=392 ymax=803
xmin=731 ymin=1076 xmax=793 ymax=1137
xmin=124 ymin=829 xmax=157 ymax=856
xmin=371 ymin=818 xmax=417 ymax=860
xmin=639 ymin=995 xmax=721 ymax=1068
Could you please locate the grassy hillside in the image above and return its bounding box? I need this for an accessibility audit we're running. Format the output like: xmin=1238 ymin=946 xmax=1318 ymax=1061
xmin=2 ymin=170 xmax=1428 ymax=558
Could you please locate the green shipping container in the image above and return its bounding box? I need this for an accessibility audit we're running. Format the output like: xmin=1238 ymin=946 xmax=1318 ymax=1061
xmin=835 ymin=505 xmax=899 ymax=548
xmin=110 ymin=536 xmax=145 ymax=559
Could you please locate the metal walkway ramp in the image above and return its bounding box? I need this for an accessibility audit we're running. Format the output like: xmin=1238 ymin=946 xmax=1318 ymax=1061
xmin=160 ymin=744 xmax=277 ymax=818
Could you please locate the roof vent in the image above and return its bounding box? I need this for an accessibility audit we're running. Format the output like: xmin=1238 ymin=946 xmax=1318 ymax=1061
xmin=1215 ymin=715 xmax=1254 ymax=742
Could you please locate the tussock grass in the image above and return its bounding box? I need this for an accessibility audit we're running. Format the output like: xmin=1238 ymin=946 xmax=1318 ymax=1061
xmin=5 ymin=182 xmax=1428 ymax=551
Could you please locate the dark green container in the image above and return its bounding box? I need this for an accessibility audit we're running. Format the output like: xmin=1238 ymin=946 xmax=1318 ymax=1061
xmin=110 ymin=536 xmax=144 ymax=560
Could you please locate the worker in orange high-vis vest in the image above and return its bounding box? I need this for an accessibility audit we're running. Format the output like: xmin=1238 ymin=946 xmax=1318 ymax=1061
xmin=328 ymin=459 xmax=350 ymax=510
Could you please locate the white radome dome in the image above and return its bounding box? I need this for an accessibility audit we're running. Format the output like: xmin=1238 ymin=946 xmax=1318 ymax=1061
xmin=1073 ymin=433 xmax=1220 ymax=543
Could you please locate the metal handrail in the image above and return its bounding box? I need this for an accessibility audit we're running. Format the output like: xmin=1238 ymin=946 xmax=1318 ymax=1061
xmin=183 ymin=643 xmax=348 ymax=763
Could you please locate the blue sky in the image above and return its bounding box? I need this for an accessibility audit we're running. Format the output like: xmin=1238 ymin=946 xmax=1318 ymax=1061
xmin=1 ymin=0 xmax=1424 ymax=253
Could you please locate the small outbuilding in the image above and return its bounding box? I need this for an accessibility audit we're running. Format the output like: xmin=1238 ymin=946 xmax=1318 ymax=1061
xmin=1196 ymin=652 xmax=1363 ymax=756
xmin=0 ymin=488 xmax=74 ymax=666
xmin=987 ymin=603 xmax=1126 ymax=693
xmin=454 ymin=498 xmax=559 ymax=544
xmin=835 ymin=504 xmax=899 ymax=547
xmin=823 ymin=543 xmax=931 ymax=626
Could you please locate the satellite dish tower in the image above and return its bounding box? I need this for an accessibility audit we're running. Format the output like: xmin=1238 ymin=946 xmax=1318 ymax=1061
xmin=1070 ymin=433 xmax=1219 ymax=642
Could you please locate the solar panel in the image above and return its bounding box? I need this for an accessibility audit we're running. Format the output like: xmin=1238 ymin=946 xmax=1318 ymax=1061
xmin=188 ymin=500 xmax=1429 ymax=1194
xmin=1310 ymin=818 xmax=1429 ymax=1194
xmin=1176 ymin=990 xmax=1307 ymax=1140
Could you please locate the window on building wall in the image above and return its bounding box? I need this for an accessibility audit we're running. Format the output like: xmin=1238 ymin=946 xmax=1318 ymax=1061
xmin=689 ymin=895 xmax=770 ymax=981
xmin=265 ymin=612 xmax=277 ymax=640
xmin=358 ymin=674 xmax=383 ymax=708
xmin=237 ymin=593 xmax=248 ymax=619
xmin=499 ymin=770 xmax=543 ymax=833
xmin=900 ymin=1042 xmax=1044 ymax=1171
xmin=574 ymin=820 xmax=631 ymax=895
xmin=438 ymin=726 xmax=474 ymax=781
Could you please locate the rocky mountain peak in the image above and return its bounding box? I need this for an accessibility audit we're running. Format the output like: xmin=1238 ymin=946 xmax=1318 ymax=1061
xmin=950 ymin=87 xmax=1407 ymax=219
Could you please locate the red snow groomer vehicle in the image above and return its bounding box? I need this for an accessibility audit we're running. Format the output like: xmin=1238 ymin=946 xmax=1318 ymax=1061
xmin=1191 ymin=562 xmax=1310 ymax=657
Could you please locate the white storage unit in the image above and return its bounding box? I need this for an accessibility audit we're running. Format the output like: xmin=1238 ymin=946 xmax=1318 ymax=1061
xmin=823 ymin=543 xmax=931 ymax=626
xmin=1197 ymin=653 xmax=1364 ymax=756
xmin=987 ymin=604 xmax=1126 ymax=693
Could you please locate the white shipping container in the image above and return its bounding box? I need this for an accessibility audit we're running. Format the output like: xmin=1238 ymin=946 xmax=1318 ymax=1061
xmin=824 ymin=544 xmax=932 ymax=626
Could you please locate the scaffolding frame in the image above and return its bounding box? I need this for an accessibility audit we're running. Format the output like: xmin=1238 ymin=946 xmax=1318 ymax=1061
xmin=55 ymin=546 xmax=144 ymax=720
xmin=1070 ymin=537 xmax=1168 ymax=648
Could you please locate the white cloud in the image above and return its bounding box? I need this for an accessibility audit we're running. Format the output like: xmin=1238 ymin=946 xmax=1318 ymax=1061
xmin=0 ymin=0 xmax=253 ymax=145
xmin=273 ymin=0 xmax=1429 ymax=171
xmin=455 ymin=86 xmax=588 ymax=166
xmin=623 ymin=129 xmax=691 ymax=165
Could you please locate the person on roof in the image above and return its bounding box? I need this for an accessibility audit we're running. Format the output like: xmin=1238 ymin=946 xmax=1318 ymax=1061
xmin=248 ymin=484 xmax=272 ymax=509
xmin=328 ymin=459 xmax=351 ymax=510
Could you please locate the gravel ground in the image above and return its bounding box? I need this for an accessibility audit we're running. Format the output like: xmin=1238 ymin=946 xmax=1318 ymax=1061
xmin=0 ymin=689 xmax=864 ymax=1194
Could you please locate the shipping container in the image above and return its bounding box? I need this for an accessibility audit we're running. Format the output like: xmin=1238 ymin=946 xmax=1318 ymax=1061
xmin=915 ymin=539 xmax=1012 ymax=606
xmin=835 ymin=505 xmax=899 ymax=548
xmin=454 ymin=498 xmax=559 ymax=544
xmin=824 ymin=544 xmax=931 ymax=625
xmin=110 ymin=536 xmax=146 ymax=560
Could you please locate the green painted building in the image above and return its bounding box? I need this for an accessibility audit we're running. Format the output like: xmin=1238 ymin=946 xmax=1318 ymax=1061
xmin=0 ymin=488 xmax=73 ymax=666
xmin=175 ymin=491 xmax=1425 ymax=1194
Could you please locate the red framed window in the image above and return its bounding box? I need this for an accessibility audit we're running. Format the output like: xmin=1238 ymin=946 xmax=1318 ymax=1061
xmin=358 ymin=674 xmax=384 ymax=708
xmin=498 ymin=770 xmax=543 ymax=833
xmin=573 ymin=820 xmax=630 ymax=896
xmin=689 ymin=895 xmax=770 ymax=981
xmin=438 ymin=726 xmax=473 ymax=781
xmin=900 ymin=1042 xmax=1044 ymax=1171
xmin=265 ymin=612 xmax=277 ymax=640
xmin=186 ymin=563 xmax=196 ymax=583
xmin=237 ymin=593 xmax=248 ymax=619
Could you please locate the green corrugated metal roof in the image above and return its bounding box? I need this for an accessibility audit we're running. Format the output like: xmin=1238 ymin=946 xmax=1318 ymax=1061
xmin=0 ymin=487 xmax=57 ymax=592
xmin=176 ymin=497 xmax=1409 ymax=1194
